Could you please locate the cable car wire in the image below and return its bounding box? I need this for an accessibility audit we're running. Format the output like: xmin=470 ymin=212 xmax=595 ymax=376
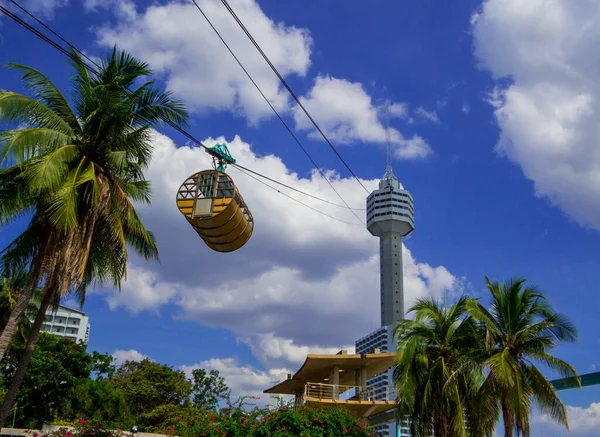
xmin=0 ymin=1 xmax=368 ymax=225
xmin=231 ymin=162 xmax=365 ymax=211
xmin=189 ymin=0 xmax=365 ymax=224
xmin=233 ymin=166 xmax=363 ymax=226
xmin=218 ymin=0 xmax=371 ymax=195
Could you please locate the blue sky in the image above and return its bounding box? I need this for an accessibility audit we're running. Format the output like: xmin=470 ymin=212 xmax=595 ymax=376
xmin=2 ymin=0 xmax=600 ymax=434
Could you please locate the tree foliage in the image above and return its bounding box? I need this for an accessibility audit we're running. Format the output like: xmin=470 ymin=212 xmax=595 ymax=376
xmin=90 ymin=351 xmax=116 ymax=380
xmin=0 ymin=335 xmax=234 ymax=431
xmin=172 ymin=404 xmax=374 ymax=437
xmin=0 ymin=266 xmax=38 ymax=351
xmin=59 ymin=378 xmax=134 ymax=429
xmin=113 ymin=359 xmax=192 ymax=415
xmin=394 ymin=296 xmax=488 ymax=437
xmin=1 ymin=333 xmax=92 ymax=428
xmin=468 ymin=277 xmax=579 ymax=437
xmin=191 ymin=368 xmax=230 ymax=410
xmin=393 ymin=277 xmax=579 ymax=437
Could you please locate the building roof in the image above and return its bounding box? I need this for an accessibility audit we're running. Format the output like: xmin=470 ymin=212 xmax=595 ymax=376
xmin=53 ymin=304 xmax=86 ymax=316
xmin=264 ymin=351 xmax=397 ymax=395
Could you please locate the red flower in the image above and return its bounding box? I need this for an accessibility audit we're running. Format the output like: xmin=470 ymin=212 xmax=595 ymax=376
xmin=78 ymin=420 xmax=88 ymax=425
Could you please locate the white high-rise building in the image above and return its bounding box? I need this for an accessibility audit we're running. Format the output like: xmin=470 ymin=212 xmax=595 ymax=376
xmin=32 ymin=304 xmax=90 ymax=344
xmin=355 ymin=121 xmax=414 ymax=437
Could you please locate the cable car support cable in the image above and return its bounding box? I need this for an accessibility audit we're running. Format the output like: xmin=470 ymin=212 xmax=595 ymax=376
xmin=188 ymin=0 xmax=365 ymax=224
xmin=233 ymin=166 xmax=363 ymax=226
xmin=218 ymin=0 xmax=371 ymax=195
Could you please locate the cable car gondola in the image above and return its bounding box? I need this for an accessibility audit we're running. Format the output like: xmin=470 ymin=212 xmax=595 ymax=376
xmin=175 ymin=144 xmax=254 ymax=253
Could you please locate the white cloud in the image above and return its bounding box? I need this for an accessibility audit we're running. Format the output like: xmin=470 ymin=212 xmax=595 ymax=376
xmin=462 ymin=103 xmax=470 ymax=114
xmin=89 ymin=0 xmax=431 ymax=160
xmin=414 ymin=107 xmax=440 ymax=123
xmin=0 ymin=0 xmax=69 ymax=19
xmin=181 ymin=358 xmax=290 ymax=404
xmin=84 ymin=0 xmax=136 ymax=21
xmin=532 ymin=403 xmax=600 ymax=437
xmin=92 ymin=0 xmax=311 ymax=124
xmin=388 ymin=102 xmax=409 ymax=118
xmin=473 ymin=0 xmax=600 ymax=230
xmin=103 ymin=268 xmax=176 ymax=315
xmin=61 ymin=298 xmax=81 ymax=310
xmin=239 ymin=333 xmax=355 ymax=368
xmin=112 ymin=349 xmax=150 ymax=365
xmin=96 ymin=131 xmax=462 ymax=354
xmin=293 ymin=76 xmax=431 ymax=159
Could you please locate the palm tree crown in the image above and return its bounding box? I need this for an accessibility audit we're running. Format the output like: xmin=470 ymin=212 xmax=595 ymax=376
xmin=1 ymin=48 xmax=188 ymax=298
xmin=468 ymin=277 xmax=579 ymax=437
xmin=393 ymin=296 xmax=485 ymax=437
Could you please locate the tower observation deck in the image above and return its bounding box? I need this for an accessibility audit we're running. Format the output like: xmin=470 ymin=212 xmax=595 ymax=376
xmin=366 ymin=166 xmax=414 ymax=327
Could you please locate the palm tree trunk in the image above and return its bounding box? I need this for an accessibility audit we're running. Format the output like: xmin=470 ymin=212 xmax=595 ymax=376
xmin=501 ymin=395 xmax=513 ymax=437
xmin=0 ymin=288 xmax=51 ymax=427
xmin=0 ymin=281 xmax=37 ymax=362
xmin=0 ymin=244 xmax=45 ymax=363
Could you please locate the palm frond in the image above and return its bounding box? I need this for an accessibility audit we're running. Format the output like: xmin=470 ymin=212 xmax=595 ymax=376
xmin=123 ymin=208 xmax=158 ymax=261
xmin=527 ymin=350 xmax=580 ymax=382
xmin=467 ymin=297 xmax=503 ymax=339
xmin=0 ymin=165 xmax=35 ymax=226
xmin=0 ymin=91 xmax=73 ymax=136
xmin=132 ymin=85 xmax=189 ymax=129
xmin=8 ymin=63 xmax=81 ymax=134
xmin=524 ymin=364 xmax=569 ymax=428
xmin=0 ymin=127 xmax=71 ymax=164
xmin=22 ymin=144 xmax=78 ymax=192
xmin=0 ymin=217 xmax=45 ymax=270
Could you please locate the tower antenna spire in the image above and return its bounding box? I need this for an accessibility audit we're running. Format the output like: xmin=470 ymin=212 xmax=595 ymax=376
xmin=383 ymin=102 xmax=396 ymax=180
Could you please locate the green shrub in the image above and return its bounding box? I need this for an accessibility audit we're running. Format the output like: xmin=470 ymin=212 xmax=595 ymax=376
xmin=37 ymin=404 xmax=374 ymax=437
xmin=172 ymin=405 xmax=374 ymax=437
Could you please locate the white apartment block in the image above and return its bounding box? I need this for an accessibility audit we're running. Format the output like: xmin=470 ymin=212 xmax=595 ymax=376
xmin=31 ymin=304 xmax=90 ymax=344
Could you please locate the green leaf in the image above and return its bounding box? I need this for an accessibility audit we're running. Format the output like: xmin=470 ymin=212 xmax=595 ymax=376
xmin=8 ymin=63 xmax=81 ymax=135
xmin=22 ymin=144 xmax=78 ymax=192
xmin=0 ymin=128 xmax=71 ymax=164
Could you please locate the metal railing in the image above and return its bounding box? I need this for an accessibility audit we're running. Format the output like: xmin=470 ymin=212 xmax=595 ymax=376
xmin=304 ymin=382 xmax=389 ymax=402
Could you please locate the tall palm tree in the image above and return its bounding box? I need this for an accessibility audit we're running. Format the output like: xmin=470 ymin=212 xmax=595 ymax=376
xmin=0 ymin=265 xmax=39 ymax=349
xmin=0 ymin=265 xmax=29 ymax=332
xmin=393 ymin=296 xmax=491 ymax=437
xmin=0 ymin=47 xmax=188 ymax=425
xmin=468 ymin=277 xmax=579 ymax=437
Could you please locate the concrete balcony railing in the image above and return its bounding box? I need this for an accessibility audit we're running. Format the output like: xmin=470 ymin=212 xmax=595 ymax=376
xmin=304 ymin=382 xmax=389 ymax=402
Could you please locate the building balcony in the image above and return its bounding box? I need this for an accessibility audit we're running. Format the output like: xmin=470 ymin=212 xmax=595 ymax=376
xmin=265 ymin=350 xmax=397 ymax=418
xmin=302 ymin=382 xmax=394 ymax=417
xmin=304 ymin=382 xmax=388 ymax=402
xmin=301 ymin=382 xmax=396 ymax=417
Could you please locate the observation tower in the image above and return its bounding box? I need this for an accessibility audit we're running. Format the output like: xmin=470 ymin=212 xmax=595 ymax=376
xmin=365 ymin=142 xmax=414 ymax=326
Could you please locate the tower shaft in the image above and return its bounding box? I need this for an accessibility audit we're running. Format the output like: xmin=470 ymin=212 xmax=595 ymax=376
xmin=366 ymin=178 xmax=414 ymax=327
xmin=380 ymin=231 xmax=404 ymax=327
